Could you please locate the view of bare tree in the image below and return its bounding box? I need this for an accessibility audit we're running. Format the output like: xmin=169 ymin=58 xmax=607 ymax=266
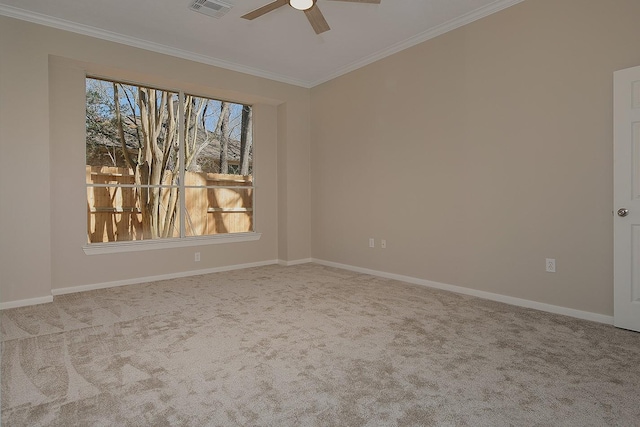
xmin=86 ymin=78 xmax=253 ymax=242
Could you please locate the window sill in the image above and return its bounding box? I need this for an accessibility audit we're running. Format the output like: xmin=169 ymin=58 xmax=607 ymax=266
xmin=83 ymin=232 xmax=262 ymax=255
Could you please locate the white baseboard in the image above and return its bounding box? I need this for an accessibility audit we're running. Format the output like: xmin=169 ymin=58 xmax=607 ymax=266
xmin=0 ymin=295 xmax=54 ymax=310
xmin=4 ymin=259 xmax=616 ymax=326
xmin=278 ymin=258 xmax=313 ymax=267
xmin=52 ymin=259 xmax=280 ymax=296
xmin=312 ymin=258 xmax=614 ymax=325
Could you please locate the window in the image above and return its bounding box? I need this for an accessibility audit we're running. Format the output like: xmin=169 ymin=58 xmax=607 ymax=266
xmin=85 ymin=77 xmax=255 ymax=249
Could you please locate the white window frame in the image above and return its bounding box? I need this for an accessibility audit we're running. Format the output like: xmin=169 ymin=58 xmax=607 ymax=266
xmin=83 ymin=76 xmax=260 ymax=255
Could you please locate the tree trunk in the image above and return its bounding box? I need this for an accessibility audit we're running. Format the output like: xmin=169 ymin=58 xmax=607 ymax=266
xmin=219 ymin=102 xmax=230 ymax=174
xmin=137 ymin=87 xmax=174 ymax=239
xmin=239 ymin=106 xmax=252 ymax=176
xmin=113 ymin=83 xmax=137 ymax=170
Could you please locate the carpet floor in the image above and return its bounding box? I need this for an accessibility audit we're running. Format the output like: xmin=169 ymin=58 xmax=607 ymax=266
xmin=1 ymin=264 xmax=639 ymax=426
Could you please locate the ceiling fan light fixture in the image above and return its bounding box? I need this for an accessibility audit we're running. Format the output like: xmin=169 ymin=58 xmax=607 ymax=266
xmin=289 ymin=0 xmax=313 ymax=11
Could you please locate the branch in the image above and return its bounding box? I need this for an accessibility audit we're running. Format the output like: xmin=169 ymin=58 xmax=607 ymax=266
xmin=122 ymin=86 xmax=142 ymax=148
xmin=113 ymin=83 xmax=137 ymax=169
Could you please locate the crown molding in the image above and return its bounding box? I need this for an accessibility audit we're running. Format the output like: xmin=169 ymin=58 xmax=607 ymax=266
xmin=0 ymin=4 xmax=313 ymax=88
xmin=310 ymin=0 xmax=526 ymax=87
xmin=1 ymin=0 xmax=525 ymax=89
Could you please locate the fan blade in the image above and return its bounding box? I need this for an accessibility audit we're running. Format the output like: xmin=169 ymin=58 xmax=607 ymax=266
xmin=326 ymin=0 xmax=381 ymax=3
xmin=304 ymin=4 xmax=330 ymax=34
xmin=241 ymin=0 xmax=289 ymax=20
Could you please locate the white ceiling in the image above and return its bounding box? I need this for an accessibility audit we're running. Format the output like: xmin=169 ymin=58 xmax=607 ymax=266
xmin=0 ymin=0 xmax=524 ymax=87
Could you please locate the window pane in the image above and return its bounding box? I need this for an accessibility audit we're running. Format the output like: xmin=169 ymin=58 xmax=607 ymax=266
xmin=86 ymin=78 xmax=179 ymax=175
xmin=185 ymin=182 xmax=253 ymax=237
xmin=87 ymin=185 xmax=180 ymax=243
xmin=86 ymin=77 xmax=182 ymax=241
xmin=183 ymin=95 xmax=252 ymax=176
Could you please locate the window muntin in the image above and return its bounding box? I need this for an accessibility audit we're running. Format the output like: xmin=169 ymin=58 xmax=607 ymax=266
xmin=86 ymin=77 xmax=254 ymax=244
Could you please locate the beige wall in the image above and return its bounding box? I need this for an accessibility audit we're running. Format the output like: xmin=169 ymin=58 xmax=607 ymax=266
xmin=0 ymin=20 xmax=52 ymax=303
xmin=310 ymin=0 xmax=640 ymax=316
xmin=0 ymin=16 xmax=311 ymax=303
xmin=277 ymin=102 xmax=312 ymax=263
xmin=3 ymin=0 xmax=640 ymax=316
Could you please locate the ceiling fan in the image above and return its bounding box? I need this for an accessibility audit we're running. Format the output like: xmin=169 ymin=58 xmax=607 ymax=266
xmin=242 ymin=0 xmax=381 ymax=35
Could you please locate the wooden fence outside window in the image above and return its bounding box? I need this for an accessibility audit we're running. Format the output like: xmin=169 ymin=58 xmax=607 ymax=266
xmin=87 ymin=166 xmax=253 ymax=243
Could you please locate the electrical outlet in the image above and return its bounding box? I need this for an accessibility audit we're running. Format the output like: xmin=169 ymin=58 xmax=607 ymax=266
xmin=546 ymin=258 xmax=555 ymax=273
xmin=195 ymin=252 xmax=201 ymax=262
xmin=369 ymin=238 xmax=375 ymax=248
xmin=381 ymin=239 xmax=387 ymax=249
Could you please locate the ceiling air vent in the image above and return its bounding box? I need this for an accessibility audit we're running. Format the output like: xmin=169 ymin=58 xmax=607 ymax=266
xmin=189 ymin=0 xmax=233 ymax=19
